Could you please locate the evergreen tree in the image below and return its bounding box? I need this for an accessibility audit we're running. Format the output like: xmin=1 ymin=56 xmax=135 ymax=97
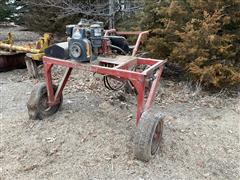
xmin=141 ymin=0 xmax=240 ymax=88
xmin=0 ymin=0 xmax=15 ymax=22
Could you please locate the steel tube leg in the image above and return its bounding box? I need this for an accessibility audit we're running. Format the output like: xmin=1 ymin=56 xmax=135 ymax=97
xmin=44 ymin=62 xmax=55 ymax=103
xmin=55 ymin=67 xmax=72 ymax=101
xmin=131 ymin=80 xmax=145 ymax=124
xmin=144 ymin=67 xmax=164 ymax=111
xmin=25 ymin=57 xmax=38 ymax=78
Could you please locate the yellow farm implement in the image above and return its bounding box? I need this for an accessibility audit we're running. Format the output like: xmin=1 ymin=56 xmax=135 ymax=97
xmin=0 ymin=33 xmax=52 ymax=77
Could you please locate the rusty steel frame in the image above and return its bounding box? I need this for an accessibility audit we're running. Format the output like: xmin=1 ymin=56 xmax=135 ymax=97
xmin=43 ymin=56 xmax=166 ymax=124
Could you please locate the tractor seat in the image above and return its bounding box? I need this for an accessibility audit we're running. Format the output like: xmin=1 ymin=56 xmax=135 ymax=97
xmin=129 ymin=45 xmax=135 ymax=50
xmin=107 ymin=36 xmax=130 ymax=54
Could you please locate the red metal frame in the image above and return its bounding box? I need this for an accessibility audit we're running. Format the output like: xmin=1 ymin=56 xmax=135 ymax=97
xmin=43 ymin=56 xmax=166 ymax=125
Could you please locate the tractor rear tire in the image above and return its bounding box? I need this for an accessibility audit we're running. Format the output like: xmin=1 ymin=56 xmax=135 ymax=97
xmin=27 ymin=83 xmax=62 ymax=120
xmin=134 ymin=111 xmax=164 ymax=161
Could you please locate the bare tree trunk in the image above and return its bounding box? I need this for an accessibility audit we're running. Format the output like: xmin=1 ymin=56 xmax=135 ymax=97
xmin=109 ymin=0 xmax=115 ymax=29
xmin=23 ymin=0 xmax=144 ymax=24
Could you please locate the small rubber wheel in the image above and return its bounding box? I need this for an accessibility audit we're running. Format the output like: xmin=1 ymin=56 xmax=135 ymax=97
xmin=134 ymin=111 xmax=164 ymax=161
xmin=103 ymin=75 xmax=126 ymax=91
xmin=124 ymin=64 xmax=151 ymax=95
xmin=27 ymin=82 xmax=62 ymax=120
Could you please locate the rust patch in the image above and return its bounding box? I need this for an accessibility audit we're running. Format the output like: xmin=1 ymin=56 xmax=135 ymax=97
xmin=0 ymin=52 xmax=26 ymax=72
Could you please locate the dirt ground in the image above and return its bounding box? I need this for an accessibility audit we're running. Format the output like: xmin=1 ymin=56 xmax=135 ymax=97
xmin=0 ymin=26 xmax=240 ymax=180
xmin=0 ymin=66 xmax=239 ymax=180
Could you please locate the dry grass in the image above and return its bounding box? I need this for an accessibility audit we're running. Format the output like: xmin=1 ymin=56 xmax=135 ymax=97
xmin=157 ymin=80 xmax=238 ymax=110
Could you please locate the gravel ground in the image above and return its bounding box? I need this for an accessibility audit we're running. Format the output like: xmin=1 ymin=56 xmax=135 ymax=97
xmin=0 ymin=26 xmax=240 ymax=180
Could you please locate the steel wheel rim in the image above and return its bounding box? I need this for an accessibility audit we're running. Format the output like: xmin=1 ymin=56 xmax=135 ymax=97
xmin=39 ymin=92 xmax=52 ymax=112
xmin=151 ymin=120 xmax=163 ymax=155
xmin=106 ymin=76 xmax=126 ymax=90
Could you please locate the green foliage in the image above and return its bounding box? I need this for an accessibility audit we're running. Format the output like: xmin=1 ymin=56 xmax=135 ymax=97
xmin=0 ymin=0 xmax=24 ymax=22
xmin=0 ymin=0 xmax=14 ymax=22
xmin=141 ymin=0 xmax=240 ymax=89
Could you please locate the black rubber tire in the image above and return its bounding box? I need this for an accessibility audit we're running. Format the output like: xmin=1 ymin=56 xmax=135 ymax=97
xmin=103 ymin=75 xmax=126 ymax=91
xmin=27 ymin=82 xmax=62 ymax=120
xmin=124 ymin=64 xmax=151 ymax=95
xmin=134 ymin=111 xmax=164 ymax=162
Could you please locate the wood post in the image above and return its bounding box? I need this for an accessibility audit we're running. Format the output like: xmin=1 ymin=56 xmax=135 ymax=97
xmin=25 ymin=57 xmax=39 ymax=78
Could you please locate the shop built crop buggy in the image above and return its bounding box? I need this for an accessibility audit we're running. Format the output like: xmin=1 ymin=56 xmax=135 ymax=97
xmin=27 ymin=20 xmax=166 ymax=161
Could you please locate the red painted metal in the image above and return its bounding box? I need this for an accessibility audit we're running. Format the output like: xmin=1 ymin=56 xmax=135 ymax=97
xmin=101 ymin=38 xmax=112 ymax=56
xmin=131 ymin=31 xmax=149 ymax=56
xmin=144 ymin=66 xmax=164 ymax=111
xmin=42 ymin=30 xmax=163 ymax=124
xmin=130 ymin=79 xmax=145 ymax=124
xmin=142 ymin=60 xmax=165 ymax=76
xmin=117 ymin=31 xmax=146 ymax=35
xmin=104 ymin=29 xmax=117 ymax=36
xmin=55 ymin=67 xmax=72 ymax=101
xmin=42 ymin=55 xmax=166 ymax=124
xmin=44 ymin=63 xmax=55 ymax=103
xmin=114 ymin=59 xmax=137 ymax=70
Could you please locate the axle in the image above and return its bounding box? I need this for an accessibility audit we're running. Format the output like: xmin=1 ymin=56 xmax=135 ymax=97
xmin=0 ymin=42 xmax=41 ymax=54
